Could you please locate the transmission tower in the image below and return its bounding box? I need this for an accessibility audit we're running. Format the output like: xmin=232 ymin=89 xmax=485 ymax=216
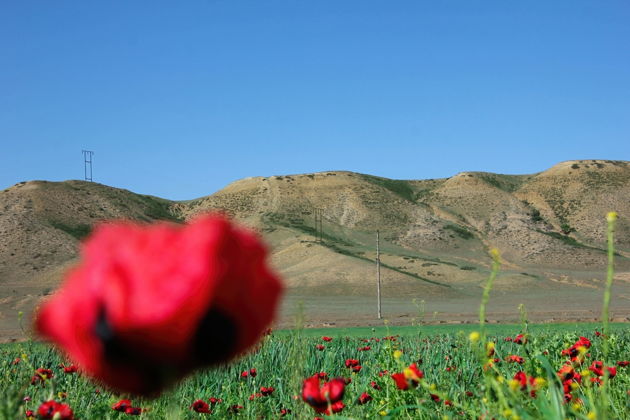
xmin=82 ymin=150 xmax=94 ymax=182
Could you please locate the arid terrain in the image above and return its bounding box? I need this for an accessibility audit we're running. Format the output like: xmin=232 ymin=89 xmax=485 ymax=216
xmin=1 ymin=159 xmax=629 ymax=341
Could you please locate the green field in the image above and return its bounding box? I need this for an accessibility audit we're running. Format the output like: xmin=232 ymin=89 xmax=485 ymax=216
xmin=2 ymin=322 xmax=629 ymax=419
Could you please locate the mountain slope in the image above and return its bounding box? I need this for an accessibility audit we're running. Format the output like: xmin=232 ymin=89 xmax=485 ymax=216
xmin=1 ymin=160 xmax=628 ymax=338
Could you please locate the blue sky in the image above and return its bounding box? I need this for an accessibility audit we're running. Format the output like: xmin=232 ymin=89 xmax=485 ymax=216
xmin=2 ymin=1 xmax=629 ymax=200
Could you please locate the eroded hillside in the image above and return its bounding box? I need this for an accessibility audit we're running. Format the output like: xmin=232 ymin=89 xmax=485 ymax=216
xmin=1 ymin=160 xmax=629 ymax=338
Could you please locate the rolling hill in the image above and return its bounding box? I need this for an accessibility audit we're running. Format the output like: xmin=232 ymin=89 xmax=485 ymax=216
xmin=1 ymin=159 xmax=629 ymax=339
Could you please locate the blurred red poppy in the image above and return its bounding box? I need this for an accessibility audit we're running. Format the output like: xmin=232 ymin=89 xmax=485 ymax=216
xmin=345 ymin=359 xmax=360 ymax=368
xmin=260 ymin=386 xmax=275 ymax=396
xmin=31 ymin=368 xmax=53 ymax=386
xmin=391 ymin=363 xmax=423 ymax=390
xmin=37 ymin=401 xmax=73 ymax=420
xmin=112 ymin=399 xmax=132 ymax=412
xmin=506 ymin=355 xmax=524 ymax=364
xmin=35 ymin=215 xmax=283 ymax=395
xmin=302 ymin=374 xmax=346 ymax=414
xmin=357 ymin=392 xmax=372 ymax=404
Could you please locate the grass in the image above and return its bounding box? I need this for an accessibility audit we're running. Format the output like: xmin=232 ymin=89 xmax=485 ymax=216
xmin=2 ymin=324 xmax=629 ymax=419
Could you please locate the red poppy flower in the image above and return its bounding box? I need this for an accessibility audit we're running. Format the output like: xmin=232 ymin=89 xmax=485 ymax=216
xmin=345 ymin=359 xmax=360 ymax=368
xmin=63 ymin=365 xmax=78 ymax=374
xmin=301 ymin=374 xmax=345 ymax=414
xmin=316 ymin=372 xmax=329 ymax=380
xmin=279 ymin=408 xmax=291 ymax=416
xmin=589 ymin=361 xmax=616 ymax=378
xmin=430 ymin=393 xmax=441 ymax=403
xmin=513 ymin=334 xmax=526 ymax=345
xmin=208 ymin=397 xmax=222 ymax=405
xmin=229 ymin=405 xmax=243 ymax=413
xmin=506 ymin=355 xmax=525 ymax=364
xmin=391 ymin=363 xmax=423 ymax=390
xmin=112 ymin=399 xmax=132 ymax=412
xmin=357 ymin=392 xmax=372 ymax=404
xmin=191 ymin=399 xmax=211 ymax=413
xmin=261 ymin=386 xmax=275 ymax=396
xmin=322 ymin=336 xmax=333 ymax=342
xmin=315 ymin=344 xmax=325 ymax=351
xmin=12 ymin=358 xmax=21 ymax=365
xmin=617 ymin=361 xmax=629 ymax=367
xmin=370 ymin=381 xmax=381 ymax=390
xmin=351 ymin=365 xmax=362 ymax=373
xmin=125 ymin=407 xmax=143 ymax=415
xmin=35 ymin=215 xmax=283 ymax=395
xmin=249 ymin=393 xmax=263 ymax=400
xmin=36 ymin=401 xmax=74 ymax=420
xmin=561 ymin=337 xmax=592 ymax=363
xmin=31 ymin=368 xmax=54 ymax=385
xmin=358 ymin=346 xmax=371 ymax=351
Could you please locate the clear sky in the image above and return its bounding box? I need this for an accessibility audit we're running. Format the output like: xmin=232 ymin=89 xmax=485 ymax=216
xmin=2 ymin=1 xmax=629 ymax=200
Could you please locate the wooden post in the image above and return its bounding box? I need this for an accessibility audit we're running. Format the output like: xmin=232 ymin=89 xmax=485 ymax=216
xmin=377 ymin=230 xmax=382 ymax=319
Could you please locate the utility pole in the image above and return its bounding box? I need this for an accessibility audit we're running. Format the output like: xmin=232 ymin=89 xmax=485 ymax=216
xmin=376 ymin=230 xmax=382 ymax=319
xmin=314 ymin=208 xmax=323 ymax=243
xmin=82 ymin=150 xmax=94 ymax=181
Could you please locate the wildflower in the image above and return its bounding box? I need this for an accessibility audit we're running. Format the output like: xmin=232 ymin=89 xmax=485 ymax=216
xmin=486 ymin=342 xmax=495 ymax=357
xmin=63 ymin=365 xmax=78 ymax=374
xmin=561 ymin=337 xmax=592 ymax=363
xmin=229 ymin=405 xmax=243 ymax=413
xmin=125 ymin=407 xmax=142 ymax=415
xmin=393 ymin=350 xmax=403 ymax=359
xmin=352 ymin=365 xmax=362 ymax=373
xmin=260 ymin=386 xmax=275 ymax=396
xmin=588 ymin=361 xmax=616 ymax=379
xmin=370 ymin=381 xmax=381 ymax=390
xmin=208 ymin=397 xmax=222 ymax=405
xmin=343 ymin=377 xmax=352 ymax=384
xmin=468 ymin=331 xmax=480 ymax=343
xmin=112 ymin=400 xmax=132 ymax=412
xmin=430 ymin=393 xmax=441 ymax=403
xmin=391 ymin=363 xmax=423 ymax=390
xmin=513 ymin=334 xmax=526 ymax=345
xmin=322 ymin=336 xmax=333 ymax=342
xmin=12 ymin=357 xmax=21 ymax=365
xmin=249 ymin=393 xmax=263 ymax=400
xmin=316 ymin=372 xmax=329 ymax=381
xmin=345 ymin=359 xmax=360 ymax=368
xmin=35 ymin=215 xmax=283 ymax=395
xmin=617 ymin=361 xmax=629 ymax=367
xmin=30 ymin=368 xmax=53 ymax=385
xmin=25 ymin=410 xmax=34 ymax=420
xmin=607 ymin=211 xmax=617 ymax=222
xmin=506 ymin=355 xmax=524 ymax=364
xmin=315 ymin=344 xmax=325 ymax=351
xmin=301 ymin=374 xmax=345 ymax=415
xmin=358 ymin=346 xmax=371 ymax=351
xmin=36 ymin=401 xmax=74 ymax=420
xmin=191 ymin=399 xmax=211 ymax=413
xmin=357 ymin=392 xmax=372 ymax=404
xmin=511 ymin=371 xmax=543 ymax=397
xmin=279 ymin=408 xmax=291 ymax=416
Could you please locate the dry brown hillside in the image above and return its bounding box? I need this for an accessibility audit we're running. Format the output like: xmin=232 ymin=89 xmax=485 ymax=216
xmin=1 ymin=160 xmax=629 ymax=339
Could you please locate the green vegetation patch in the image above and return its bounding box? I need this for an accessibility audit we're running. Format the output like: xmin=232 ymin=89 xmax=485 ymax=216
xmin=443 ymin=224 xmax=475 ymax=240
xmin=359 ymin=175 xmax=415 ymax=202
xmin=48 ymin=220 xmax=92 ymax=240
